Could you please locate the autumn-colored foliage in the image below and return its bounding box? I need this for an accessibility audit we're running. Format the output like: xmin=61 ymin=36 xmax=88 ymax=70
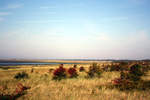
xmin=0 ymin=83 xmax=30 ymax=100
xmin=67 ymin=67 xmax=78 ymax=78
xmin=53 ymin=64 xmax=67 ymax=80
xmin=79 ymin=66 xmax=85 ymax=72
xmin=16 ymin=83 xmax=30 ymax=94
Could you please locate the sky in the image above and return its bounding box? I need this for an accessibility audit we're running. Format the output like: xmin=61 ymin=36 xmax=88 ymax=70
xmin=0 ymin=0 xmax=150 ymax=60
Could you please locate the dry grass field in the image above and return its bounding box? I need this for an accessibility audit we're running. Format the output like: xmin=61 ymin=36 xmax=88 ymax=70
xmin=0 ymin=61 xmax=150 ymax=100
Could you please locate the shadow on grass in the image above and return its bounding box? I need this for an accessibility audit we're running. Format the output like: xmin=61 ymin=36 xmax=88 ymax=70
xmin=0 ymin=66 xmax=20 ymax=70
xmin=0 ymin=93 xmax=25 ymax=100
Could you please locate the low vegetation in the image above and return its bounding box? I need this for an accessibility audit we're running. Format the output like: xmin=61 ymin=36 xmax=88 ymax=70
xmin=52 ymin=64 xmax=67 ymax=80
xmin=86 ymin=63 xmax=102 ymax=78
xmin=67 ymin=67 xmax=78 ymax=78
xmin=79 ymin=66 xmax=85 ymax=72
xmin=14 ymin=71 xmax=29 ymax=79
xmin=0 ymin=61 xmax=150 ymax=100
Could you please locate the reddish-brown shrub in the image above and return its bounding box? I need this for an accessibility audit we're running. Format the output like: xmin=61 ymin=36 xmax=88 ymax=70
xmin=16 ymin=83 xmax=30 ymax=94
xmin=67 ymin=67 xmax=78 ymax=78
xmin=112 ymin=78 xmax=130 ymax=85
xmin=0 ymin=83 xmax=30 ymax=100
xmin=73 ymin=64 xmax=77 ymax=68
xmin=53 ymin=64 xmax=67 ymax=80
xmin=79 ymin=66 xmax=85 ymax=72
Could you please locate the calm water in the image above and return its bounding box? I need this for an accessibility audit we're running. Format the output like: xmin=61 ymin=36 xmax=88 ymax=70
xmin=0 ymin=62 xmax=82 ymax=66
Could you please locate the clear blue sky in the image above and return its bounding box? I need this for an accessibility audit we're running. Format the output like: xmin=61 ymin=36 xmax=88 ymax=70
xmin=0 ymin=0 xmax=150 ymax=59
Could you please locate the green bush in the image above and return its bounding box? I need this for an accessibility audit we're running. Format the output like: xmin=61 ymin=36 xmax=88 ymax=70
xmin=14 ymin=72 xmax=29 ymax=79
xmin=111 ymin=64 xmax=146 ymax=90
xmin=87 ymin=63 xmax=102 ymax=78
xmin=121 ymin=64 xmax=144 ymax=82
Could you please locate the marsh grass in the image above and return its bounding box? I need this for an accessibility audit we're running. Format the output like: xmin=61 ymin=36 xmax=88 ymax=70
xmin=0 ymin=64 xmax=150 ymax=100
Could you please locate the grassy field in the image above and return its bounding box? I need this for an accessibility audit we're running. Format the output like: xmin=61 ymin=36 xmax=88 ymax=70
xmin=0 ymin=62 xmax=150 ymax=100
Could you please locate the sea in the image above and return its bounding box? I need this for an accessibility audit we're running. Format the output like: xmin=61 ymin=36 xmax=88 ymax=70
xmin=0 ymin=62 xmax=82 ymax=66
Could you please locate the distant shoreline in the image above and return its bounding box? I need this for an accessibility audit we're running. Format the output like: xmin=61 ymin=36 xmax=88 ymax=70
xmin=0 ymin=62 xmax=89 ymax=66
xmin=0 ymin=59 xmax=111 ymax=66
xmin=0 ymin=59 xmax=149 ymax=63
xmin=0 ymin=59 xmax=112 ymax=63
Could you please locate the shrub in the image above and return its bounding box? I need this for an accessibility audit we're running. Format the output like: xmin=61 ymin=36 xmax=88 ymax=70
xmin=105 ymin=62 xmax=129 ymax=72
xmin=16 ymin=83 xmax=30 ymax=94
xmin=0 ymin=83 xmax=30 ymax=100
xmin=79 ymin=66 xmax=85 ymax=72
xmin=112 ymin=78 xmax=130 ymax=85
xmin=111 ymin=64 xmax=146 ymax=90
xmin=73 ymin=64 xmax=77 ymax=68
xmin=67 ymin=67 xmax=78 ymax=78
xmin=86 ymin=63 xmax=102 ymax=78
xmin=111 ymin=78 xmax=133 ymax=90
xmin=114 ymin=65 xmax=122 ymax=71
xmin=52 ymin=64 xmax=67 ymax=80
xmin=14 ymin=71 xmax=29 ymax=79
xmin=128 ymin=64 xmax=144 ymax=81
xmin=120 ymin=64 xmax=144 ymax=82
xmin=48 ymin=68 xmax=54 ymax=73
xmin=109 ymin=65 xmax=116 ymax=71
xmin=120 ymin=71 xmax=130 ymax=80
xmin=31 ymin=68 xmax=34 ymax=73
xmin=105 ymin=64 xmax=125 ymax=71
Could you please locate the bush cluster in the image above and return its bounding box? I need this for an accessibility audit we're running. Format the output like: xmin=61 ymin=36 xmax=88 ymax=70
xmin=87 ymin=63 xmax=102 ymax=78
xmin=103 ymin=64 xmax=128 ymax=72
xmin=111 ymin=64 xmax=146 ymax=90
xmin=0 ymin=83 xmax=30 ymax=100
xmin=52 ymin=63 xmax=103 ymax=80
xmin=14 ymin=72 xmax=29 ymax=79
xmin=53 ymin=64 xmax=79 ymax=80
xmin=121 ymin=64 xmax=144 ymax=82
xmin=101 ymin=62 xmax=129 ymax=72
